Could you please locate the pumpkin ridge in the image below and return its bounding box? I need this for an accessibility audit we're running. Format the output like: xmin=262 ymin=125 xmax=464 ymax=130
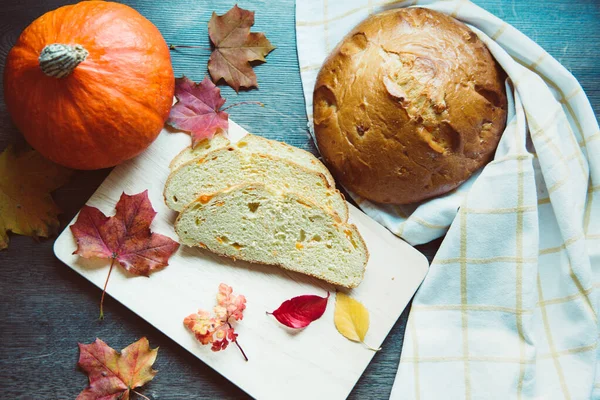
xmin=60 ymin=82 xmax=110 ymax=165
xmin=95 ymin=79 xmax=167 ymax=123
xmin=75 ymin=50 xmax=173 ymax=117
xmin=75 ymin=79 xmax=165 ymax=162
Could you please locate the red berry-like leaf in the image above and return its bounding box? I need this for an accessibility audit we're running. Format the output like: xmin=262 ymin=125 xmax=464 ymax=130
xmin=167 ymin=76 xmax=229 ymax=147
xmin=70 ymin=190 xmax=179 ymax=318
xmin=268 ymin=292 xmax=330 ymax=328
xmin=77 ymin=337 xmax=158 ymax=400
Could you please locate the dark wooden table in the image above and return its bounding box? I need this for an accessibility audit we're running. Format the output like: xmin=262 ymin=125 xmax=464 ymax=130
xmin=1 ymin=1 xmax=599 ymax=398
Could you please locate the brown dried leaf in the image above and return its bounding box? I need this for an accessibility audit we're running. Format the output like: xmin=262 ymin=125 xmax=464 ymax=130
xmin=208 ymin=5 xmax=275 ymax=92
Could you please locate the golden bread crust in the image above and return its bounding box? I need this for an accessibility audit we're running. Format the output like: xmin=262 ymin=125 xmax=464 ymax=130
xmin=313 ymin=7 xmax=507 ymax=204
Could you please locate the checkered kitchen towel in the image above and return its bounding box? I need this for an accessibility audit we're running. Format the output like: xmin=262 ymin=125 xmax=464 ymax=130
xmin=296 ymin=0 xmax=600 ymax=398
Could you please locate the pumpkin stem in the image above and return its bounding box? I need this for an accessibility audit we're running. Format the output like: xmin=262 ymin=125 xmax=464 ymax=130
xmin=39 ymin=44 xmax=89 ymax=78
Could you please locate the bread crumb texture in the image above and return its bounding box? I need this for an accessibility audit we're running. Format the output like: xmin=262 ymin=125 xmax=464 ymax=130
xmin=171 ymin=133 xmax=336 ymax=186
xmin=176 ymin=183 xmax=367 ymax=288
xmin=164 ymin=145 xmax=348 ymax=221
xmin=314 ymin=7 xmax=508 ymax=204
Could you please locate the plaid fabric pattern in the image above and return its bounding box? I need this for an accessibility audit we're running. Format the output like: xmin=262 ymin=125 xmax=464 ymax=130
xmin=296 ymin=1 xmax=600 ymax=398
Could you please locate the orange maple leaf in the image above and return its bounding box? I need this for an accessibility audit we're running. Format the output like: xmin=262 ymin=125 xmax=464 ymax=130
xmin=77 ymin=337 xmax=158 ymax=400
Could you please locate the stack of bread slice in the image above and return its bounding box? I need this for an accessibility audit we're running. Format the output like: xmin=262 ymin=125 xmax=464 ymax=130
xmin=164 ymin=134 xmax=368 ymax=288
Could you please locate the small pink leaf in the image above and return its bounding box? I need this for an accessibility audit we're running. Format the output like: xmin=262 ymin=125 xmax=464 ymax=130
xmin=268 ymin=292 xmax=330 ymax=328
xmin=167 ymin=76 xmax=229 ymax=146
xmin=184 ymin=283 xmax=248 ymax=361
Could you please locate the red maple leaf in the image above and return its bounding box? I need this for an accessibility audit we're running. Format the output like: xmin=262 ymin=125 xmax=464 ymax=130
xmin=77 ymin=337 xmax=158 ymax=400
xmin=70 ymin=190 xmax=179 ymax=318
xmin=166 ymin=76 xmax=229 ymax=147
xmin=267 ymin=292 xmax=330 ymax=328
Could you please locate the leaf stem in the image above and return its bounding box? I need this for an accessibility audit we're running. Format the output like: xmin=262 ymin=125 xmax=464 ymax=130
xmin=169 ymin=44 xmax=212 ymax=51
xmin=228 ymin=322 xmax=248 ymax=361
xmin=99 ymin=256 xmax=117 ymax=320
xmin=222 ymin=101 xmax=264 ymax=112
xmin=132 ymin=389 xmax=151 ymax=400
xmin=361 ymin=341 xmax=381 ymax=352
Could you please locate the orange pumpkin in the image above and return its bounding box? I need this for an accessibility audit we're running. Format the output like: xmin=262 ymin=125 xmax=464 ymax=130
xmin=3 ymin=1 xmax=174 ymax=170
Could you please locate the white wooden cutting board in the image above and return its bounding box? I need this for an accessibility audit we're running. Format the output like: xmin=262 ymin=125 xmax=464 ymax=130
xmin=54 ymin=121 xmax=428 ymax=400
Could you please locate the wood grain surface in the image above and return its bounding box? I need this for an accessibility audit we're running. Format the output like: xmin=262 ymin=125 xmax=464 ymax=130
xmin=0 ymin=1 xmax=598 ymax=399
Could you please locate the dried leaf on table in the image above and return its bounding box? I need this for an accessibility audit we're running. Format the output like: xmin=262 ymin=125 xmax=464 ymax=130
xmin=167 ymin=76 xmax=229 ymax=147
xmin=334 ymin=292 xmax=380 ymax=351
xmin=0 ymin=146 xmax=72 ymax=250
xmin=77 ymin=337 xmax=158 ymax=400
xmin=267 ymin=292 xmax=330 ymax=328
xmin=208 ymin=5 xmax=275 ymax=92
xmin=70 ymin=190 xmax=179 ymax=318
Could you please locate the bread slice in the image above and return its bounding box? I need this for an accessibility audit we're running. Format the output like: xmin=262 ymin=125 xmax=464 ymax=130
xmin=171 ymin=134 xmax=335 ymax=186
xmin=234 ymin=135 xmax=335 ymax=186
xmin=164 ymin=147 xmax=349 ymax=221
xmin=175 ymin=183 xmax=367 ymax=288
xmin=170 ymin=133 xmax=231 ymax=171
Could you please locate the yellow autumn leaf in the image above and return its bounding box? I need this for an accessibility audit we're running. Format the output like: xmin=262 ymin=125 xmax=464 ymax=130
xmin=334 ymin=292 xmax=371 ymax=343
xmin=0 ymin=146 xmax=72 ymax=249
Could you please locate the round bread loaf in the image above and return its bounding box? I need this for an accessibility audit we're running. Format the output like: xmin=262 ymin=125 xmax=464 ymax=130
xmin=313 ymin=7 xmax=508 ymax=204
